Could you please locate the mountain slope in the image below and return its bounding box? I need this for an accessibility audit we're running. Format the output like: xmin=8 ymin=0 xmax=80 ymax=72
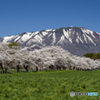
xmin=0 ymin=27 xmax=100 ymax=56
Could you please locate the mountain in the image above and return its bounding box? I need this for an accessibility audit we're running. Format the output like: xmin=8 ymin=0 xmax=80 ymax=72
xmin=0 ymin=26 xmax=100 ymax=56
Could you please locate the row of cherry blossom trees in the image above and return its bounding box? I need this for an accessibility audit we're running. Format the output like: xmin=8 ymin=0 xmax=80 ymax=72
xmin=0 ymin=43 xmax=100 ymax=73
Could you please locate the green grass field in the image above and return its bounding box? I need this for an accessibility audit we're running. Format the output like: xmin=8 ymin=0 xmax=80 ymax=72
xmin=0 ymin=70 xmax=100 ymax=100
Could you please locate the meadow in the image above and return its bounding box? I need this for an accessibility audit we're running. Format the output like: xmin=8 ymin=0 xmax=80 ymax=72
xmin=0 ymin=70 xmax=100 ymax=100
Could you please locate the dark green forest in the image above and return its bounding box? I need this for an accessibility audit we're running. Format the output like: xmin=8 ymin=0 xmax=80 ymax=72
xmin=84 ymin=52 xmax=100 ymax=60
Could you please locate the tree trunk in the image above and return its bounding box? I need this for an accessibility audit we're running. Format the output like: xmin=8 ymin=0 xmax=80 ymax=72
xmin=36 ymin=66 xmax=38 ymax=72
xmin=17 ymin=65 xmax=20 ymax=72
xmin=4 ymin=68 xmax=7 ymax=73
xmin=0 ymin=63 xmax=4 ymax=73
xmin=24 ymin=65 xmax=29 ymax=72
xmin=26 ymin=66 xmax=29 ymax=72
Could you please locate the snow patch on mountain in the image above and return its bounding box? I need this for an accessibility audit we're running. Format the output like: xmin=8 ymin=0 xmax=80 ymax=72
xmin=63 ymin=29 xmax=69 ymax=38
xmin=52 ymin=32 xmax=56 ymax=45
xmin=42 ymin=32 xmax=48 ymax=36
xmin=21 ymin=34 xmax=31 ymax=42
xmin=3 ymin=36 xmax=15 ymax=43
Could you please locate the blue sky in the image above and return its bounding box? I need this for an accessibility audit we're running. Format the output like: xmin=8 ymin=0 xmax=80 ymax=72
xmin=0 ymin=0 xmax=100 ymax=37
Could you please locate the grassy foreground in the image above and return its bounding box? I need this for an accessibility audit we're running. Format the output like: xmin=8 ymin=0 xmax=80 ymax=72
xmin=0 ymin=70 xmax=100 ymax=100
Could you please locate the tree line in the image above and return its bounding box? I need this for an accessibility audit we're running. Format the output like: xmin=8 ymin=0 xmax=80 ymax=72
xmin=0 ymin=42 xmax=100 ymax=73
xmin=84 ymin=52 xmax=100 ymax=60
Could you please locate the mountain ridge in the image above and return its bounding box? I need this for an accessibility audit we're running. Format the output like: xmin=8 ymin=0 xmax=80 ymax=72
xmin=0 ymin=26 xmax=100 ymax=56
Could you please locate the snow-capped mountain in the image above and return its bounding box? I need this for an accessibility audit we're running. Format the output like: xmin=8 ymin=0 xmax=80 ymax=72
xmin=0 ymin=26 xmax=100 ymax=56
